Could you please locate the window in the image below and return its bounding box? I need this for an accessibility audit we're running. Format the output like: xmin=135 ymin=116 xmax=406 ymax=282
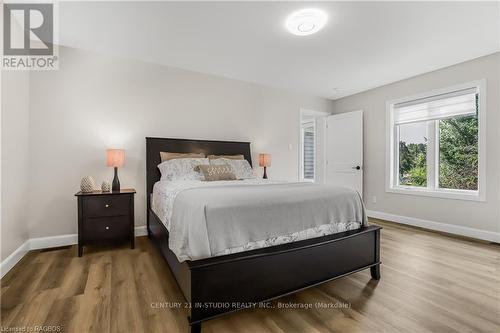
xmin=301 ymin=121 xmax=315 ymax=181
xmin=398 ymin=121 xmax=427 ymax=187
xmin=386 ymin=81 xmax=485 ymax=201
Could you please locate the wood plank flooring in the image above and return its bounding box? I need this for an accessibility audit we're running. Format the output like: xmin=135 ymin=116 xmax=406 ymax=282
xmin=1 ymin=219 xmax=499 ymax=332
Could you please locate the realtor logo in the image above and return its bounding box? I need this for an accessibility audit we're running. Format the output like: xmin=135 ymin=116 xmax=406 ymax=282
xmin=2 ymin=2 xmax=58 ymax=70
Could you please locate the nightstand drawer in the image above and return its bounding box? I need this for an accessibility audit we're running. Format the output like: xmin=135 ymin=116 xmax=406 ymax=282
xmin=83 ymin=195 xmax=130 ymax=218
xmin=83 ymin=216 xmax=129 ymax=242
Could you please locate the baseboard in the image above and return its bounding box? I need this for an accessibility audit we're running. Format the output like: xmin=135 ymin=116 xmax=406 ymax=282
xmin=134 ymin=225 xmax=147 ymax=236
xmin=1 ymin=225 xmax=149 ymax=278
xmin=367 ymin=210 xmax=500 ymax=243
xmin=29 ymin=234 xmax=78 ymax=250
xmin=0 ymin=240 xmax=30 ymax=279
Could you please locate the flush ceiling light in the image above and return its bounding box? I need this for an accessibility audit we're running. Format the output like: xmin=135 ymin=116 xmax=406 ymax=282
xmin=285 ymin=8 xmax=328 ymax=36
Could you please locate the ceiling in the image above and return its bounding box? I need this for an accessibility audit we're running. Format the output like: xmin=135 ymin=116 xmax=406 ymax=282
xmin=58 ymin=1 xmax=500 ymax=100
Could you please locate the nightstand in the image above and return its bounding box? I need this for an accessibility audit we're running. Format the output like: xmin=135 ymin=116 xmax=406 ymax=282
xmin=75 ymin=188 xmax=136 ymax=257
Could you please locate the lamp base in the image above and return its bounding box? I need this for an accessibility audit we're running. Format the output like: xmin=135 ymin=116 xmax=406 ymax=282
xmin=263 ymin=166 xmax=268 ymax=179
xmin=112 ymin=167 xmax=120 ymax=191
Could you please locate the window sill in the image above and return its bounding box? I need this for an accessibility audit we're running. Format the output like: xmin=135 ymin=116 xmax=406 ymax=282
xmin=387 ymin=186 xmax=485 ymax=202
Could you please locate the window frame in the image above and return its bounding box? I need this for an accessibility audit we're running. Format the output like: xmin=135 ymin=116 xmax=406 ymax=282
xmin=386 ymin=80 xmax=486 ymax=201
xmin=300 ymin=119 xmax=316 ymax=183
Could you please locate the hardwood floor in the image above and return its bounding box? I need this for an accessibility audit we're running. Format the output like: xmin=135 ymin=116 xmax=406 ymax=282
xmin=1 ymin=219 xmax=499 ymax=333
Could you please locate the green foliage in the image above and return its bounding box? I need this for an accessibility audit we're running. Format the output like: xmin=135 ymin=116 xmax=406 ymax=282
xmin=439 ymin=116 xmax=478 ymax=190
xmin=399 ymin=141 xmax=427 ymax=186
xmin=398 ymin=115 xmax=478 ymax=190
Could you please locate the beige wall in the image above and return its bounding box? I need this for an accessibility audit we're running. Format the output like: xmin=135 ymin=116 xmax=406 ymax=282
xmin=27 ymin=46 xmax=329 ymax=238
xmin=331 ymin=53 xmax=500 ymax=235
xmin=1 ymin=70 xmax=31 ymax=261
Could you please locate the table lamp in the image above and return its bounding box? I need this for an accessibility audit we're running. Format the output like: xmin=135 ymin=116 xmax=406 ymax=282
xmin=106 ymin=149 xmax=125 ymax=191
xmin=259 ymin=153 xmax=271 ymax=179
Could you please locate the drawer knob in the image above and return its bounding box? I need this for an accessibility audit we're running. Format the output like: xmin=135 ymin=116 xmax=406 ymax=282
xmin=105 ymin=226 xmax=110 ymax=230
xmin=105 ymin=204 xmax=110 ymax=208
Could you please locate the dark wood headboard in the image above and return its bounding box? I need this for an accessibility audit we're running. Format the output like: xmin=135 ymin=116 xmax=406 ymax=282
xmin=146 ymin=137 xmax=252 ymax=204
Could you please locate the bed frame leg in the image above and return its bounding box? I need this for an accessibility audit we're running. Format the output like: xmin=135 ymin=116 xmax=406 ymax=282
xmin=370 ymin=264 xmax=380 ymax=280
xmin=370 ymin=227 xmax=381 ymax=280
xmin=189 ymin=322 xmax=201 ymax=333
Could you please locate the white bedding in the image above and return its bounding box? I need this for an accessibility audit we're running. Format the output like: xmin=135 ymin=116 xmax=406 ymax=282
xmin=152 ymin=179 xmax=363 ymax=261
xmin=152 ymin=179 xmax=269 ymax=230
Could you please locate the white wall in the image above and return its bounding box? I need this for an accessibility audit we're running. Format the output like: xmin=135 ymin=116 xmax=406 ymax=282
xmin=1 ymin=70 xmax=31 ymax=261
xmin=27 ymin=46 xmax=329 ymax=238
xmin=330 ymin=53 xmax=500 ymax=236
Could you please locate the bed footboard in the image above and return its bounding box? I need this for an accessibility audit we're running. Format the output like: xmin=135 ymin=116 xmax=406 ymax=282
xmin=148 ymin=210 xmax=381 ymax=332
xmin=188 ymin=225 xmax=381 ymax=324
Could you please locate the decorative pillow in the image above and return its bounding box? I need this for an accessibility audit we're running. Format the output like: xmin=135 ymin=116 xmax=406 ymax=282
xmin=158 ymin=158 xmax=209 ymax=181
xmin=160 ymin=152 xmax=205 ymax=163
xmin=208 ymin=154 xmax=244 ymax=160
xmin=210 ymin=158 xmax=255 ymax=179
xmin=198 ymin=165 xmax=237 ymax=181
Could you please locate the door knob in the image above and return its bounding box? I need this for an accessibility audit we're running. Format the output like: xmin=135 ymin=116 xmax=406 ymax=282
xmin=352 ymin=166 xmax=361 ymax=170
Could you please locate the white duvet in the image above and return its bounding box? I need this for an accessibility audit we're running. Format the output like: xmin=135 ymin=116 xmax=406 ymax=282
xmin=152 ymin=179 xmax=363 ymax=261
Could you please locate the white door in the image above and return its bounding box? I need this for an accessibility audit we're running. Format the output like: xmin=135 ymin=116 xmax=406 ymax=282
xmin=326 ymin=110 xmax=363 ymax=196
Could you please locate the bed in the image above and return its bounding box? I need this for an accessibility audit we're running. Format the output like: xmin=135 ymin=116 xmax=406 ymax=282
xmin=146 ymin=137 xmax=381 ymax=333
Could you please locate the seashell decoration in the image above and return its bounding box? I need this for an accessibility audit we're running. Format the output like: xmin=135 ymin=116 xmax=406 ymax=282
xmin=80 ymin=176 xmax=96 ymax=193
xmin=101 ymin=181 xmax=111 ymax=192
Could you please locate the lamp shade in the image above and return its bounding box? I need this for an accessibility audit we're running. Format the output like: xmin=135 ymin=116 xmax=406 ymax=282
xmin=259 ymin=153 xmax=271 ymax=167
xmin=106 ymin=149 xmax=125 ymax=167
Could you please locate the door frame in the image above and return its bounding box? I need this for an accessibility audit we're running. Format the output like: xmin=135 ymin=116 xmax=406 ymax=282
xmin=326 ymin=110 xmax=364 ymax=196
xmin=298 ymin=109 xmax=329 ymax=183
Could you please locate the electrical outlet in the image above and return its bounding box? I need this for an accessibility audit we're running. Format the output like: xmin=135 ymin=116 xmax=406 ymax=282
xmin=372 ymin=196 xmax=377 ymax=204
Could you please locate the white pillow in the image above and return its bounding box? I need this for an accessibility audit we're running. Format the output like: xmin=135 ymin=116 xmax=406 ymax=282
xmin=210 ymin=158 xmax=255 ymax=179
xmin=158 ymin=158 xmax=209 ymax=181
